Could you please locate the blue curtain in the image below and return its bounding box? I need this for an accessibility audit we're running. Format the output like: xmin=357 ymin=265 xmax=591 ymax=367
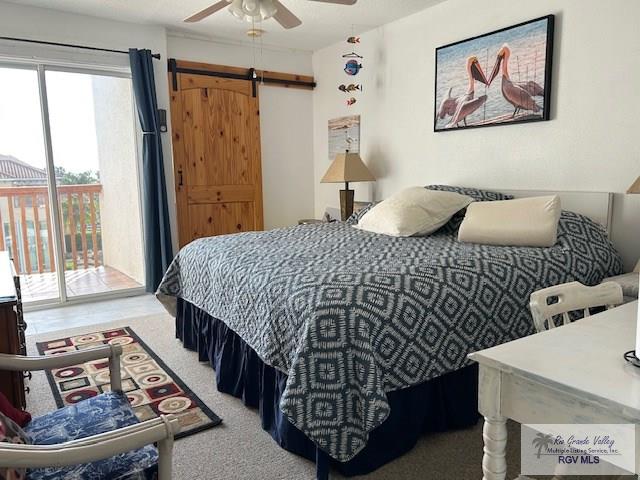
xmin=129 ymin=49 xmax=173 ymax=292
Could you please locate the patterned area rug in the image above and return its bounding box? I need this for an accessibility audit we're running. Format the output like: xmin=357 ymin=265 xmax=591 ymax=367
xmin=36 ymin=326 xmax=222 ymax=439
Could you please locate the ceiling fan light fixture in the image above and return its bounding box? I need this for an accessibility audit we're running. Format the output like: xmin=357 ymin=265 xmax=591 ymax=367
xmin=243 ymin=0 xmax=259 ymax=15
xmin=229 ymin=0 xmax=245 ymax=19
xmin=228 ymin=0 xmax=277 ymax=22
xmin=259 ymin=0 xmax=278 ymax=20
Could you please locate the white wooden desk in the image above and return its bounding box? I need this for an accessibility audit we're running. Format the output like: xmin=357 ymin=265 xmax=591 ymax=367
xmin=469 ymin=301 xmax=640 ymax=480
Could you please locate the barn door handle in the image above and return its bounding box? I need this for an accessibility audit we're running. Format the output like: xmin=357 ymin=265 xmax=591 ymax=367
xmin=178 ymin=169 xmax=183 ymax=187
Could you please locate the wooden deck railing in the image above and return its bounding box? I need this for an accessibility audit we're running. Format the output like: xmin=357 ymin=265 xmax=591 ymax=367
xmin=0 ymin=184 xmax=103 ymax=275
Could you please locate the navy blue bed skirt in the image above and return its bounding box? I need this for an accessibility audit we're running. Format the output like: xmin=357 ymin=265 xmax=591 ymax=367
xmin=175 ymin=298 xmax=480 ymax=477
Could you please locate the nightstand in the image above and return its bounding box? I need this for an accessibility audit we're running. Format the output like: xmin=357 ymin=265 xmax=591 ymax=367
xmin=0 ymin=252 xmax=26 ymax=409
xmin=298 ymin=219 xmax=324 ymax=225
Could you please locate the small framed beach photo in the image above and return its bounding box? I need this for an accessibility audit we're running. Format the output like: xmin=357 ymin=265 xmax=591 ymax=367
xmin=434 ymin=15 xmax=554 ymax=132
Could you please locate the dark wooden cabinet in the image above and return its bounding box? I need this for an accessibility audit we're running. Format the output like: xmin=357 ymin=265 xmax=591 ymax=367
xmin=0 ymin=251 xmax=27 ymax=409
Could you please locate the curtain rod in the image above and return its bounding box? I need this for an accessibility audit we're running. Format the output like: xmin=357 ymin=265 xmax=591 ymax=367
xmin=0 ymin=36 xmax=161 ymax=60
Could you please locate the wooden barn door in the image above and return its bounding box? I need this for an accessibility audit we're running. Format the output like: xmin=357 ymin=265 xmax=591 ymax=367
xmin=169 ymin=62 xmax=263 ymax=247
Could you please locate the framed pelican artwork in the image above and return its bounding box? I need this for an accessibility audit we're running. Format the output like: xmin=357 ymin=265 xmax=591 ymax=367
xmin=434 ymin=15 xmax=554 ymax=132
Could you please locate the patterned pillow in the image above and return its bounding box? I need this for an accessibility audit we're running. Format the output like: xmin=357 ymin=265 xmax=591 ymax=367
xmin=349 ymin=188 xmax=512 ymax=228
xmin=425 ymin=185 xmax=513 ymax=202
xmin=0 ymin=412 xmax=29 ymax=480
xmin=425 ymin=185 xmax=514 ymax=232
xmin=346 ymin=202 xmax=378 ymax=225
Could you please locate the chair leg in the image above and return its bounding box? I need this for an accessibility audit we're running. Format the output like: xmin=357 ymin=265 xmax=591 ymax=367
xmin=108 ymin=349 xmax=122 ymax=392
xmin=157 ymin=436 xmax=174 ymax=480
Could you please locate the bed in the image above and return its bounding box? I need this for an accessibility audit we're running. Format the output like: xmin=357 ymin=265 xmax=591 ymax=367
xmin=157 ymin=186 xmax=622 ymax=478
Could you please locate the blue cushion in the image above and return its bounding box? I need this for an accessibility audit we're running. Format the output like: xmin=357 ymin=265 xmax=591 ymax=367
xmin=25 ymin=392 xmax=158 ymax=480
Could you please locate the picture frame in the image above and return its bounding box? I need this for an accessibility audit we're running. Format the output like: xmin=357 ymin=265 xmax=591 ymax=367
xmin=328 ymin=115 xmax=360 ymax=161
xmin=434 ymin=14 xmax=554 ymax=132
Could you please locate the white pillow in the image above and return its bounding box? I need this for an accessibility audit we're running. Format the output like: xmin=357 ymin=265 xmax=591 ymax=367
xmin=458 ymin=195 xmax=561 ymax=247
xmin=355 ymin=187 xmax=473 ymax=237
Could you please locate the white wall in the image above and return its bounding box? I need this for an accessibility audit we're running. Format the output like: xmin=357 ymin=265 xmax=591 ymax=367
xmin=168 ymin=33 xmax=312 ymax=75
xmin=92 ymin=76 xmax=145 ymax=284
xmin=167 ymin=35 xmax=315 ymax=229
xmin=312 ymin=0 xmax=640 ymax=270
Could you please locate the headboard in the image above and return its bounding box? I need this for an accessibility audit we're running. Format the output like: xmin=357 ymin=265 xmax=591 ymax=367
xmin=500 ymin=190 xmax=614 ymax=233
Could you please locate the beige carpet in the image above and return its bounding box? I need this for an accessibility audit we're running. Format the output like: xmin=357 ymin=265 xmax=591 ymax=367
xmin=24 ymin=312 xmax=532 ymax=479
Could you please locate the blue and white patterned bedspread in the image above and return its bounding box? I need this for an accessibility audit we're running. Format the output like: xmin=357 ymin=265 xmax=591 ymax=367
xmin=157 ymin=211 xmax=621 ymax=462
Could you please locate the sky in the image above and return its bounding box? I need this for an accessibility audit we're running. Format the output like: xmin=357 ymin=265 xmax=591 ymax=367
xmin=0 ymin=67 xmax=100 ymax=173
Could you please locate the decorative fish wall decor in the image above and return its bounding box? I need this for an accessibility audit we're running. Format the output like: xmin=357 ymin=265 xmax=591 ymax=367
xmin=340 ymin=33 xmax=363 ymax=107
xmin=344 ymin=60 xmax=363 ymax=76
xmin=338 ymin=84 xmax=362 ymax=93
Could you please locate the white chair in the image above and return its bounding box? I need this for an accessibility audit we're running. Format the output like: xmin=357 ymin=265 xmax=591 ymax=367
xmin=0 ymin=344 xmax=180 ymax=479
xmin=529 ymin=281 xmax=623 ymax=333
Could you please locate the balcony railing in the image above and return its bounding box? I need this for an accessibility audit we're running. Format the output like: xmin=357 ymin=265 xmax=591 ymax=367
xmin=0 ymin=184 xmax=103 ymax=275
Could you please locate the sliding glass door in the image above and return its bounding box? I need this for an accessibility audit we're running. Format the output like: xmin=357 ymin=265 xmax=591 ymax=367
xmin=0 ymin=62 xmax=145 ymax=305
xmin=0 ymin=65 xmax=60 ymax=303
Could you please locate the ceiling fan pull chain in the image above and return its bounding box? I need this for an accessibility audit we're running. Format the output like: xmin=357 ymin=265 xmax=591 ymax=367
xmin=260 ymin=17 xmax=265 ymax=85
xmin=251 ymin=16 xmax=257 ymax=68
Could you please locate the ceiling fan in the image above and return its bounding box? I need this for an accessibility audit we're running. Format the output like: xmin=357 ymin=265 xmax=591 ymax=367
xmin=184 ymin=0 xmax=358 ymax=29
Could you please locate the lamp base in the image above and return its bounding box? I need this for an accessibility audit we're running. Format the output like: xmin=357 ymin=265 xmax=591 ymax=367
xmin=340 ymin=189 xmax=354 ymax=222
xmin=623 ymin=350 xmax=640 ymax=368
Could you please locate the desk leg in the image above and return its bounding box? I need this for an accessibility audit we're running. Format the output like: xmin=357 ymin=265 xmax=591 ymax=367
xmin=482 ymin=415 xmax=507 ymax=480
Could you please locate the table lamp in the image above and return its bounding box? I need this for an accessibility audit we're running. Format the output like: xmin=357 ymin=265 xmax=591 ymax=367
xmin=321 ymin=150 xmax=375 ymax=221
xmin=626 ymin=177 xmax=640 ymax=365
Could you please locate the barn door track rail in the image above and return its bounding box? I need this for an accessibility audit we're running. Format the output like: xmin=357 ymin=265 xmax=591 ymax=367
xmin=168 ymin=59 xmax=316 ymax=97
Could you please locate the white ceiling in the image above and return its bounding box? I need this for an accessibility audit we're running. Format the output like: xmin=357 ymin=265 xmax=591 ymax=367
xmin=7 ymin=0 xmax=445 ymax=51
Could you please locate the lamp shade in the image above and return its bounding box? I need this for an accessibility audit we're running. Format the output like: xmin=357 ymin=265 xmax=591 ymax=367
xmin=628 ymin=176 xmax=640 ymax=194
xmin=321 ymin=152 xmax=375 ymax=184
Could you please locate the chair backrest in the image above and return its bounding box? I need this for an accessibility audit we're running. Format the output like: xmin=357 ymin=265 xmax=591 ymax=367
xmin=529 ymin=281 xmax=623 ymax=333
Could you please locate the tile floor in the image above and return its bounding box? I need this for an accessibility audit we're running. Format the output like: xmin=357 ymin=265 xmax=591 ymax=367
xmin=24 ymin=294 xmax=167 ymax=335
xmin=21 ymin=266 xmax=142 ymax=304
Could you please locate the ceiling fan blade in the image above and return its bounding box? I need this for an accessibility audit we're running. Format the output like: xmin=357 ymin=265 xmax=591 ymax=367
xmin=308 ymin=0 xmax=357 ymax=5
xmin=184 ymin=0 xmax=229 ymax=22
xmin=273 ymin=0 xmax=302 ymax=29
